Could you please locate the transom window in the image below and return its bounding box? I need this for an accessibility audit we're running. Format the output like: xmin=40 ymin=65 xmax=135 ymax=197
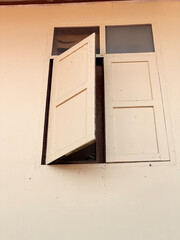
xmin=52 ymin=26 xmax=100 ymax=55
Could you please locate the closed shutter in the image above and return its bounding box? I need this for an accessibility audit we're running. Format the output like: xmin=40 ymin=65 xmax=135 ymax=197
xmin=105 ymin=54 xmax=169 ymax=162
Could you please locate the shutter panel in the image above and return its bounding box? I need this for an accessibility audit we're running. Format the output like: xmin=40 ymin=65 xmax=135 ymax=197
xmin=46 ymin=34 xmax=95 ymax=164
xmin=105 ymin=54 xmax=169 ymax=162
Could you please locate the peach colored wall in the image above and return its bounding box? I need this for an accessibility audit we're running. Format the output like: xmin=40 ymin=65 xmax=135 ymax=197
xmin=0 ymin=1 xmax=180 ymax=240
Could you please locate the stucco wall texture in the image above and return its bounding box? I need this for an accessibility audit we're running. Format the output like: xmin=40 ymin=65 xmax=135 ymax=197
xmin=0 ymin=1 xmax=180 ymax=240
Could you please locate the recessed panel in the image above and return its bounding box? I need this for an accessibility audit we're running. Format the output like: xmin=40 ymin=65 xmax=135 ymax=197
xmin=113 ymin=107 xmax=158 ymax=155
xmin=52 ymin=90 xmax=87 ymax=154
xmin=56 ymin=44 xmax=88 ymax=100
xmin=112 ymin=61 xmax=152 ymax=101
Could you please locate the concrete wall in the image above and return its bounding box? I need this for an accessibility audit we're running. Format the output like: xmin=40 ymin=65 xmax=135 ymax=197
xmin=0 ymin=1 xmax=180 ymax=239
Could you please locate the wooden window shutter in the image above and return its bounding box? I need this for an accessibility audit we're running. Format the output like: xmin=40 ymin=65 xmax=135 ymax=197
xmin=105 ymin=54 xmax=169 ymax=162
xmin=46 ymin=34 xmax=95 ymax=164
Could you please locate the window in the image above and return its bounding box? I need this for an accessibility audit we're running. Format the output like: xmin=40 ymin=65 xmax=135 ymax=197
xmin=52 ymin=26 xmax=100 ymax=55
xmin=106 ymin=25 xmax=155 ymax=53
xmin=42 ymin=24 xmax=170 ymax=164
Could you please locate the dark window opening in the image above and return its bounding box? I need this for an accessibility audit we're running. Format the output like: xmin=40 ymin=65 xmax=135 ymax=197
xmin=41 ymin=59 xmax=53 ymax=165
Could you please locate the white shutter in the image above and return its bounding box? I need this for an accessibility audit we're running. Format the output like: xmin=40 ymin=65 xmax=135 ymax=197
xmin=105 ymin=53 xmax=169 ymax=162
xmin=46 ymin=34 xmax=95 ymax=164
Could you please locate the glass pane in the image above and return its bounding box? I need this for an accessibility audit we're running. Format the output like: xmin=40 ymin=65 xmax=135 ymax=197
xmin=52 ymin=26 xmax=100 ymax=55
xmin=106 ymin=25 xmax=155 ymax=54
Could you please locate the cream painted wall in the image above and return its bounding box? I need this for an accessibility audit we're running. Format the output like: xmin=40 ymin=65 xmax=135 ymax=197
xmin=0 ymin=2 xmax=180 ymax=240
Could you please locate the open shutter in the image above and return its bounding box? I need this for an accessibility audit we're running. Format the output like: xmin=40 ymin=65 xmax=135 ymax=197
xmin=46 ymin=34 xmax=95 ymax=164
xmin=105 ymin=53 xmax=169 ymax=162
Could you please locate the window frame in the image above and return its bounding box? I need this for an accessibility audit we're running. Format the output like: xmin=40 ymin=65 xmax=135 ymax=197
xmin=42 ymin=22 xmax=175 ymax=166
